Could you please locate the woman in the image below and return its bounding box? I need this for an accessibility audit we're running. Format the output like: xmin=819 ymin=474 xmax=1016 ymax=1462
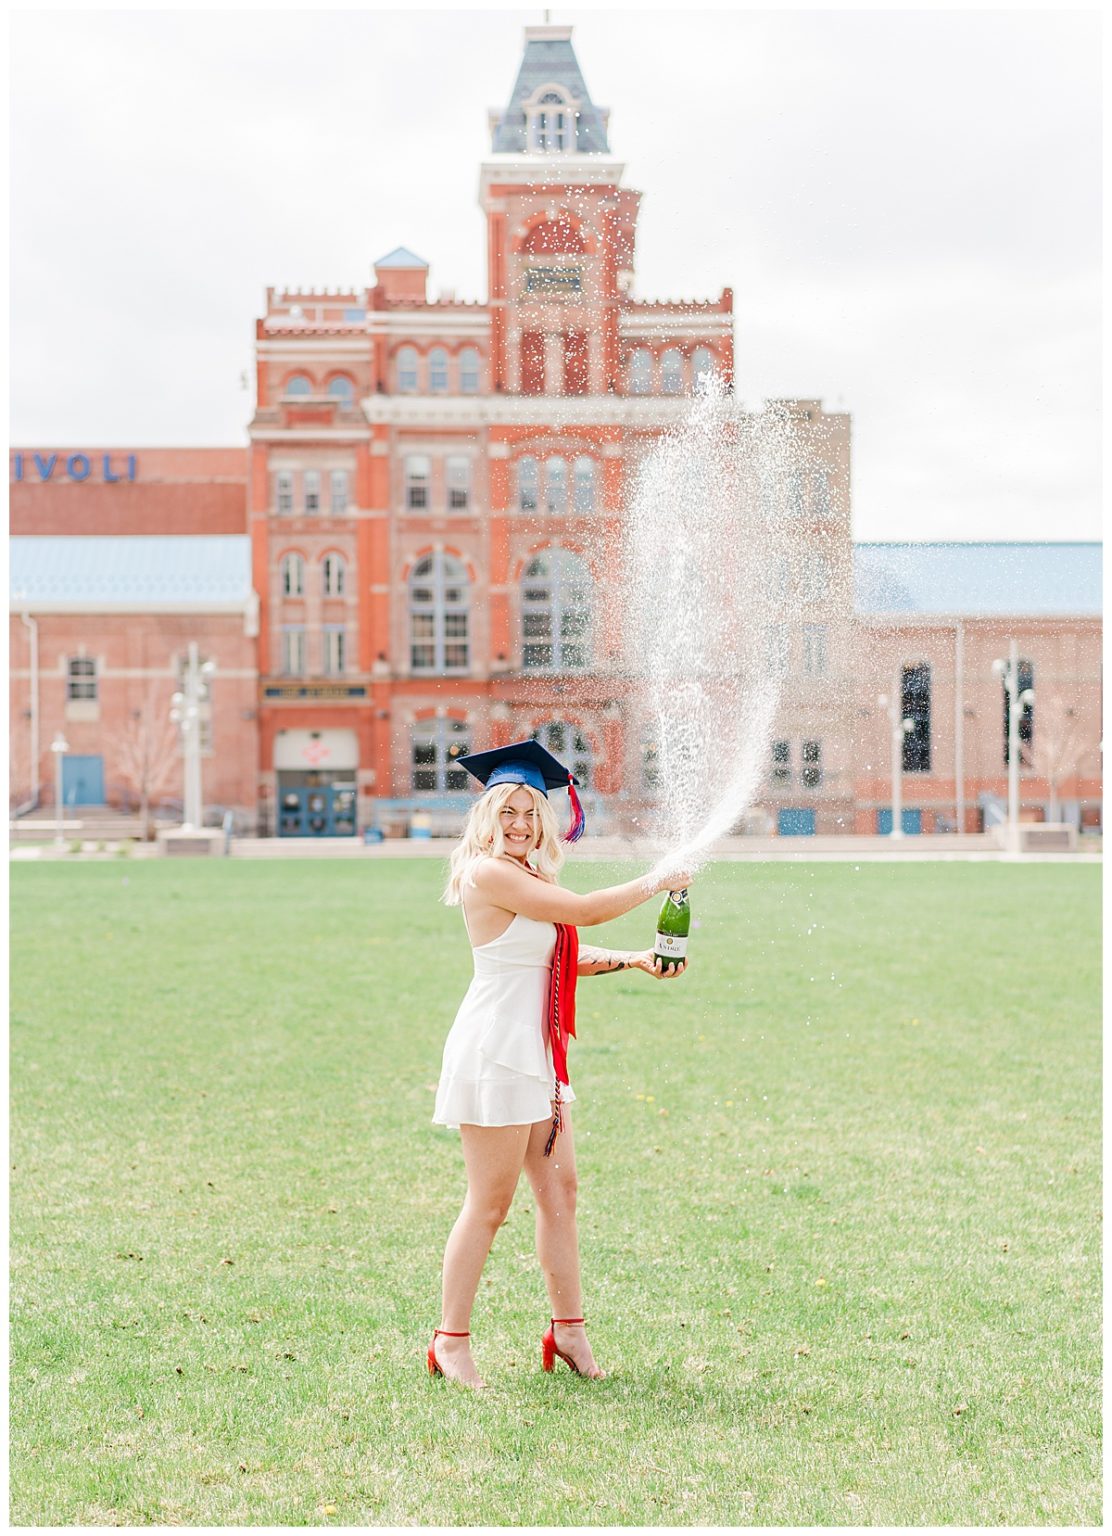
xmin=430 ymin=739 xmax=692 ymax=1388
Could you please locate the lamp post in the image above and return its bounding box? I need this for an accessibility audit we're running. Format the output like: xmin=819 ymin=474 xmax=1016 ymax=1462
xmin=50 ymin=731 xmax=70 ymax=849
xmin=878 ymin=680 xmax=914 ymax=839
xmin=170 ymin=642 xmax=216 ymax=831
xmin=992 ymin=638 xmax=1034 ymax=853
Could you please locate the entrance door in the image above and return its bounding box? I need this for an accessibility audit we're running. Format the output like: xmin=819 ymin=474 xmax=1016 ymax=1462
xmin=277 ymin=781 xmax=356 ymax=837
xmin=62 ymin=755 xmax=104 ymax=805
xmin=778 ymin=808 xmax=816 ymax=836
xmin=878 ymin=808 xmax=922 ymax=835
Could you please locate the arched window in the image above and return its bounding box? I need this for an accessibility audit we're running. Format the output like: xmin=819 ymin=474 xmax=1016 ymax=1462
xmin=405 ymin=455 xmax=430 ymax=510
xmin=661 ymin=349 xmax=684 ymax=395
xmin=459 ymin=348 xmax=481 ymax=394
xmin=446 ymin=456 xmax=470 ymax=511
xmin=532 ymin=720 xmax=593 ymax=789
xmin=545 ymin=457 xmax=568 ymax=514
xmin=429 ymin=348 xmax=449 ymax=393
xmin=628 ymin=349 xmax=652 ymax=396
xmin=396 ymin=347 xmax=419 ymax=394
xmin=285 ymin=374 xmax=312 ymax=396
xmin=410 ymin=553 xmax=470 ymax=673
xmin=517 ymin=456 xmax=538 ymax=512
xmin=573 ymin=456 xmax=595 ymax=513
xmin=322 ymin=553 xmax=345 ymax=597
xmin=529 ymin=88 xmax=574 ymax=153
xmin=328 ymin=376 xmax=354 ymax=407
xmin=412 ymin=717 xmax=471 ymax=792
xmin=522 ymin=548 xmax=592 ymax=671
xmin=281 ymin=553 xmax=305 ymax=597
xmin=692 ymin=348 xmax=715 ymax=393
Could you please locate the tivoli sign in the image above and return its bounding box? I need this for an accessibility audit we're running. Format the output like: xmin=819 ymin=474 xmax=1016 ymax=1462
xmin=12 ymin=453 xmax=138 ymax=483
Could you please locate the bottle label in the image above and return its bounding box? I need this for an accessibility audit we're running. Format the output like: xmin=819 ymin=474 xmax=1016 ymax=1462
xmin=654 ymin=932 xmax=688 ymax=959
xmin=669 ymin=888 xmax=689 ymax=905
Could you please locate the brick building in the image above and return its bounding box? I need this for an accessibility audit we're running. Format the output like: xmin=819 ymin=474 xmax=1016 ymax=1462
xmin=8 ymin=25 xmax=1102 ymax=838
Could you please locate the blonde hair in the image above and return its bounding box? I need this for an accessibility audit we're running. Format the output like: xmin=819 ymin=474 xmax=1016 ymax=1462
xmin=442 ymin=780 xmax=565 ymax=906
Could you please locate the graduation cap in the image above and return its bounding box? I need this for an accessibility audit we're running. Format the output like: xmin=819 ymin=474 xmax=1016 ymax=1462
xmin=456 ymin=738 xmax=586 ymax=843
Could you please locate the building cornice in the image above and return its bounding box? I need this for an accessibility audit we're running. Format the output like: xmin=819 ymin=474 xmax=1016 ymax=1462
xmin=249 ymin=428 xmax=373 ymax=442
xmin=479 ymin=153 xmax=626 ymax=201
xmin=358 ymin=395 xmax=708 ymax=428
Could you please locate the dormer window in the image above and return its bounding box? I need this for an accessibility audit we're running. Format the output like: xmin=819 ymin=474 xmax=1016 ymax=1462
xmin=527 ymin=86 xmax=575 ymax=153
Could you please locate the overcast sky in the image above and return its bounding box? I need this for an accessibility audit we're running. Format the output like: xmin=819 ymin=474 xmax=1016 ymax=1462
xmin=9 ymin=5 xmax=1101 ymax=541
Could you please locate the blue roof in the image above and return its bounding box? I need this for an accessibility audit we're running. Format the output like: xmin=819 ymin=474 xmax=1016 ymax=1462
xmin=854 ymin=542 xmax=1102 ymax=618
xmin=374 ymin=247 xmax=429 ymax=270
xmin=491 ymin=27 xmax=610 ymax=154
xmin=10 ymin=536 xmax=254 ymax=608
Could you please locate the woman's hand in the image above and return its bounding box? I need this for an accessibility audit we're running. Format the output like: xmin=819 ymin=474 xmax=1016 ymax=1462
xmin=652 ymin=868 xmax=696 ymax=897
xmin=632 ymin=949 xmax=688 ymax=979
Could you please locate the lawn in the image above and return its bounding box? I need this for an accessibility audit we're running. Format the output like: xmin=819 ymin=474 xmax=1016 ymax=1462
xmin=9 ymin=857 xmax=1102 ymax=1525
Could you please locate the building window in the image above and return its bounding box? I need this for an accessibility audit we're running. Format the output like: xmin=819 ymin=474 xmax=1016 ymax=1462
xmin=460 ymin=348 xmax=481 ymax=394
xmin=328 ymin=376 xmax=354 ymax=408
xmin=771 ymin=739 xmax=791 ymax=783
xmin=397 ymin=346 xmax=419 ymax=393
xmin=803 ymin=623 xmax=827 ymax=676
xmin=533 ymin=720 xmax=592 ymax=788
xmin=281 ymin=553 xmax=305 ymax=597
xmin=304 ymin=470 xmax=320 ymax=514
xmin=629 ymin=349 xmax=652 ymax=395
xmin=766 ymin=623 xmax=789 ymax=675
xmin=529 ymin=89 xmax=573 ymax=153
xmin=412 ymin=717 xmax=471 ymax=792
xmin=545 ymin=457 xmax=568 ymax=513
xmin=522 ymin=548 xmax=592 ymax=671
xmin=276 ymin=471 xmax=294 ymax=514
xmin=429 ymin=348 xmax=449 ymax=393
xmin=642 ymin=730 xmax=660 ymax=793
xmin=789 ymin=468 xmax=806 ymax=517
xmin=573 ymin=456 xmax=595 ymax=513
xmin=329 ymin=470 xmax=348 ymax=514
xmin=281 ymin=627 xmax=306 ymax=675
xmin=517 ymin=456 xmax=538 ymax=511
xmin=801 ymin=740 xmax=823 ymax=788
xmin=1002 ymin=659 xmax=1035 ymax=766
xmin=902 ymin=664 xmax=931 ymax=773
xmin=692 ymin=347 xmax=715 ymax=393
xmin=446 ymin=456 xmax=471 ymax=511
xmin=812 ymin=468 xmax=832 ymax=516
xmin=285 ymin=374 xmax=312 ymax=396
xmin=661 ymin=349 xmax=684 ymax=396
xmin=405 ymin=455 xmax=430 ymax=510
xmin=410 ymin=553 xmax=469 ymax=672
xmin=323 ymin=626 xmax=346 ymax=675
xmin=67 ymin=656 xmax=97 ymax=701
xmin=801 ymin=552 xmax=830 ymax=603
xmin=322 ymin=554 xmax=345 ymax=597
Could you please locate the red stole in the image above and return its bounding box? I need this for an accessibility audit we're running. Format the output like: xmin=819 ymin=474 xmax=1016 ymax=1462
xmin=543 ymin=921 xmax=579 ymax=1156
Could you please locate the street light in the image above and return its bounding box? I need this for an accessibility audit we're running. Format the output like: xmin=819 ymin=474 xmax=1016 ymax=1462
xmin=878 ymin=683 xmax=914 ymax=839
xmin=171 ymin=642 xmax=216 ymax=831
xmin=50 ymin=731 xmax=70 ymax=849
xmin=993 ymin=638 xmax=1035 ymax=853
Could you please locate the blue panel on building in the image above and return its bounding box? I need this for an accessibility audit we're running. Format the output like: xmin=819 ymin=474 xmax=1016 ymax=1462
xmin=778 ymin=808 xmax=816 ymax=836
xmin=877 ymin=808 xmax=922 ymax=835
xmin=62 ymin=755 xmax=104 ymax=806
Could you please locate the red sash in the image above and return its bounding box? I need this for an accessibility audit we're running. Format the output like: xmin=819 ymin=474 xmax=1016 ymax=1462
xmin=543 ymin=921 xmax=579 ymax=1156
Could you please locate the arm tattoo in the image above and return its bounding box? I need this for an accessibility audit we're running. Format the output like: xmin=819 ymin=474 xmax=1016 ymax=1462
xmin=580 ymin=945 xmax=636 ymax=974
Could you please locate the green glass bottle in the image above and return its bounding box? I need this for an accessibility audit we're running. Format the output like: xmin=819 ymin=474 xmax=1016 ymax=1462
xmin=654 ymin=888 xmax=691 ymax=973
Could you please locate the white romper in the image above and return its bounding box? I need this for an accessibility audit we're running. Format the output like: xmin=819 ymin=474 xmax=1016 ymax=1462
xmin=432 ymin=910 xmax=577 ymax=1130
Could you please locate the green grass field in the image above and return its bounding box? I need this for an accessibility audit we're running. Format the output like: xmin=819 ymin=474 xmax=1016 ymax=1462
xmin=9 ymin=858 xmax=1102 ymax=1526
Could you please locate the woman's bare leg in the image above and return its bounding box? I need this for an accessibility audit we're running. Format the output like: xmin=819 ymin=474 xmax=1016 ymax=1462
xmin=436 ymin=1122 xmax=531 ymax=1386
xmin=522 ymin=1107 xmax=603 ymax=1378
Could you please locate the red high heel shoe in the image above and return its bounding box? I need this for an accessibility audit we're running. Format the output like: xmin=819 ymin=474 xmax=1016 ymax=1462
xmin=542 ymin=1317 xmax=595 ymax=1376
xmin=427 ymin=1328 xmax=469 ymax=1377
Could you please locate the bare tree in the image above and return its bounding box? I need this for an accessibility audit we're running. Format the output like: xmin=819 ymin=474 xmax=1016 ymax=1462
xmin=1023 ymin=693 xmax=1090 ymax=823
xmin=108 ymin=688 xmax=181 ymax=839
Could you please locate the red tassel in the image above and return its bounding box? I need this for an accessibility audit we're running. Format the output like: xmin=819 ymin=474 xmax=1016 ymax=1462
xmin=564 ymin=774 xmax=585 ymax=843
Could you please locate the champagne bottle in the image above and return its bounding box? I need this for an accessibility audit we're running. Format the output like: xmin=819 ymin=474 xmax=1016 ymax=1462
xmin=654 ymin=888 xmax=691 ymax=973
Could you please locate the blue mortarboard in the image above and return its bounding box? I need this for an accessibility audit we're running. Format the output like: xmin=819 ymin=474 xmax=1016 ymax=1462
xmin=457 ymin=738 xmax=585 ymax=842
